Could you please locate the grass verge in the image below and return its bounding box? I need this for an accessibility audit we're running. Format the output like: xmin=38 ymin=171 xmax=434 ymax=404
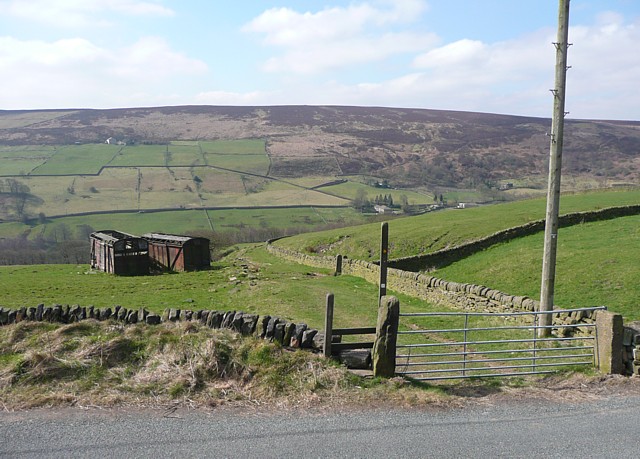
xmin=2 ymin=320 xmax=631 ymax=411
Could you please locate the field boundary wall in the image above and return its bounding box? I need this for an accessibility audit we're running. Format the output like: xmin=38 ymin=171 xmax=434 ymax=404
xmin=389 ymin=204 xmax=640 ymax=271
xmin=265 ymin=206 xmax=640 ymax=333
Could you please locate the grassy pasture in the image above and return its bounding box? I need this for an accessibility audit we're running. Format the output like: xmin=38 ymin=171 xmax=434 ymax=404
xmin=214 ymin=181 xmax=350 ymax=207
xmin=0 ymin=245 xmax=452 ymax=330
xmin=31 ymin=144 xmax=121 ymax=175
xmin=276 ymin=188 xmax=640 ymax=261
xmin=191 ymin=167 xmax=247 ymax=195
xmin=0 ymin=158 xmax=47 ymax=176
xmin=432 ymin=215 xmax=640 ymax=319
xmin=204 ymin=154 xmax=270 ymax=175
xmin=440 ymin=189 xmax=489 ymax=204
xmin=200 ymin=139 xmax=266 ymax=155
xmin=39 ymin=210 xmax=214 ymax=239
xmin=166 ymin=144 xmax=204 ymax=166
xmin=19 ymin=169 xmax=139 ymax=216
xmin=109 ymin=145 xmax=167 ymax=167
xmin=0 ymin=244 xmax=604 ymax=382
xmin=0 ymin=147 xmax=55 ymax=176
xmin=0 ymin=207 xmax=365 ymax=241
xmin=210 ymin=206 xmax=366 ymax=231
xmin=321 ymin=181 xmax=434 ymax=204
xmin=283 ymin=176 xmax=340 ymax=188
xmin=0 ymin=221 xmax=28 ymax=238
xmin=138 ymin=167 xmax=199 ymax=208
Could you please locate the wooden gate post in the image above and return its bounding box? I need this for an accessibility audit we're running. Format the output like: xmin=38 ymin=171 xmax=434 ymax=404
xmin=372 ymin=295 xmax=399 ymax=377
xmin=323 ymin=293 xmax=334 ymax=358
xmin=379 ymin=222 xmax=388 ymax=304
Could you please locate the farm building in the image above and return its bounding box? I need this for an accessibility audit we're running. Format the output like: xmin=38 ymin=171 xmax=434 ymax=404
xmin=142 ymin=233 xmax=210 ymax=272
xmin=90 ymin=230 xmax=150 ymax=276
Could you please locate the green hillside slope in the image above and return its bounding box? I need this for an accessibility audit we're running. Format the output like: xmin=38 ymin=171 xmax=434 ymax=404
xmin=275 ymin=188 xmax=640 ymax=261
xmin=432 ymin=215 xmax=640 ymax=319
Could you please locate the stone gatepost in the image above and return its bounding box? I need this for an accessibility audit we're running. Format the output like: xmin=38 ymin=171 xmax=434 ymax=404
xmin=596 ymin=310 xmax=624 ymax=374
xmin=335 ymin=255 xmax=342 ymax=276
xmin=372 ymin=295 xmax=399 ymax=378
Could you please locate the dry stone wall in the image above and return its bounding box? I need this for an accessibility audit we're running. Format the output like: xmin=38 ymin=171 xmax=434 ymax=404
xmin=388 ymin=205 xmax=640 ymax=271
xmin=266 ymin=243 xmax=598 ymax=333
xmin=0 ymin=304 xmax=328 ymax=351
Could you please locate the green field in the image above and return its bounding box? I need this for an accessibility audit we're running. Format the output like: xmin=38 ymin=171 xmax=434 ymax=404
xmin=0 ymin=140 xmax=353 ymax=222
xmin=167 ymin=143 xmax=205 ymax=165
xmin=200 ymin=139 xmax=265 ymax=155
xmin=14 ymin=169 xmax=140 ymax=216
xmin=320 ymin=181 xmax=434 ymax=205
xmin=277 ymin=188 xmax=640 ymax=261
xmin=0 ymin=207 xmax=365 ymax=241
xmin=0 ymin=246 xmax=452 ymax=330
xmin=0 ymin=147 xmax=55 ymax=175
xmin=432 ymin=215 xmax=640 ymax=319
xmin=109 ymin=145 xmax=168 ymax=167
xmin=205 ymin=154 xmax=270 ymax=175
xmin=31 ymin=144 xmax=121 ymax=175
xmin=284 ymin=176 xmax=340 ymax=188
xmin=109 ymin=144 xmax=205 ymax=167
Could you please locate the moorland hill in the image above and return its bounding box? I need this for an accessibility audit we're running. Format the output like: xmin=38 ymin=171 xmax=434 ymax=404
xmin=2 ymin=105 xmax=639 ymax=189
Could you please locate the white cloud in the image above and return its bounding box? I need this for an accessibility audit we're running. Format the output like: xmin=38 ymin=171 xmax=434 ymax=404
xmin=195 ymin=90 xmax=276 ymax=106
xmin=110 ymin=37 xmax=208 ymax=79
xmin=263 ymin=32 xmax=437 ymax=74
xmin=0 ymin=0 xmax=174 ymax=28
xmin=243 ymin=0 xmax=435 ymax=74
xmin=412 ymin=29 xmax=553 ymax=88
xmin=566 ymin=12 xmax=640 ymax=119
xmin=244 ymin=0 xmax=426 ymax=45
xmin=222 ymin=10 xmax=639 ymax=119
xmin=0 ymin=35 xmax=206 ymax=109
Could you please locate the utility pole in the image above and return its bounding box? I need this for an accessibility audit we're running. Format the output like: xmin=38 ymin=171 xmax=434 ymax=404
xmin=539 ymin=0 xmax=571 ymax=338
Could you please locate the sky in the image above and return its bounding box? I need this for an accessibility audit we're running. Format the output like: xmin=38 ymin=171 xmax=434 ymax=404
xmin=0 ymin=0 xmax=638 ymax=120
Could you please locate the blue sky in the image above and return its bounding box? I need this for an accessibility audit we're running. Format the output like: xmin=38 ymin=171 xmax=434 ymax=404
xmin=0 ymin=0 xmax=638 ymax=119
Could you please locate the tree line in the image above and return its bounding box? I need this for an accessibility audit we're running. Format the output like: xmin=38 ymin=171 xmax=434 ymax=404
xmin=0 ymin=214 xmax=387 ymax=265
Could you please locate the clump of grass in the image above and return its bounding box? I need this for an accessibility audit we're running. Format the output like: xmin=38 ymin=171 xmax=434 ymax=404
xmin=0 ymin=320 xmax=465 ymax=410
xmin=0 ymin=320 xmax=366 ymax=408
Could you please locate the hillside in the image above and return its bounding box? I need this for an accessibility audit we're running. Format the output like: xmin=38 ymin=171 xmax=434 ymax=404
xmin=1 ymin=106 xmax=639 ymax=266
xmin=275 ymin=188 xmax=640 ymax=261
xmin=2 ymin=105 xmax=639 ymax=190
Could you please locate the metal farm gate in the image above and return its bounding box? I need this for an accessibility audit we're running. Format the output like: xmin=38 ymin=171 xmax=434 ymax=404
xmin=395 ymin=307 xmax=605 ymax=381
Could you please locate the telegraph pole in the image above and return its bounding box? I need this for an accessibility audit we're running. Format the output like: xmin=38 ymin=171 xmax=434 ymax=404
xmin=539 ymin=0 xmax=571 ymax=338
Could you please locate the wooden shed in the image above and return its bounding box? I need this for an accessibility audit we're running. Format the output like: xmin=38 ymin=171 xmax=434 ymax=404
xmin=142 ymin=233 xmax=210 ymax=272
xmin=90 ymin=230 xmax=149 ymax=276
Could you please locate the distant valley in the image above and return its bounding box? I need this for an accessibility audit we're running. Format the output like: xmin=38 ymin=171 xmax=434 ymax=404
xmin=0 ymin=105 xmax=638 ymax=264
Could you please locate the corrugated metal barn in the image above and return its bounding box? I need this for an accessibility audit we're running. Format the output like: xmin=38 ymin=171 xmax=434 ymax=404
xmin=90 ymin=230 xmax=150 ymax=276
xmin=142 ymin=233 xmax=210 ymax=272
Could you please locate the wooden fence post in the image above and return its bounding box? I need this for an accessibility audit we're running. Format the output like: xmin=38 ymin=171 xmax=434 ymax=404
xmin=379 ymin=223 xmax=388 ymax=304
xmin=372 ymin=295 xmax=399 ymax=377
xmin=323 ymin=293 xmax=334 ymax=358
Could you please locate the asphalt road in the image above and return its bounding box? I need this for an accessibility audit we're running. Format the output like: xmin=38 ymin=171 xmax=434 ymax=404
xmin=2 ymin=396 xmax=639 ymax=458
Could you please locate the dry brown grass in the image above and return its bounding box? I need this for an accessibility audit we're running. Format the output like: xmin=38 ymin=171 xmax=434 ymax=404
xmin=2 ymin=320 xmax=640 ymax=412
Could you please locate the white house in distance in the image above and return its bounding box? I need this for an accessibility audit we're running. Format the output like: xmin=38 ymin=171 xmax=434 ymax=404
xmin=374 ymin=204 xmax=393 ymax=214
